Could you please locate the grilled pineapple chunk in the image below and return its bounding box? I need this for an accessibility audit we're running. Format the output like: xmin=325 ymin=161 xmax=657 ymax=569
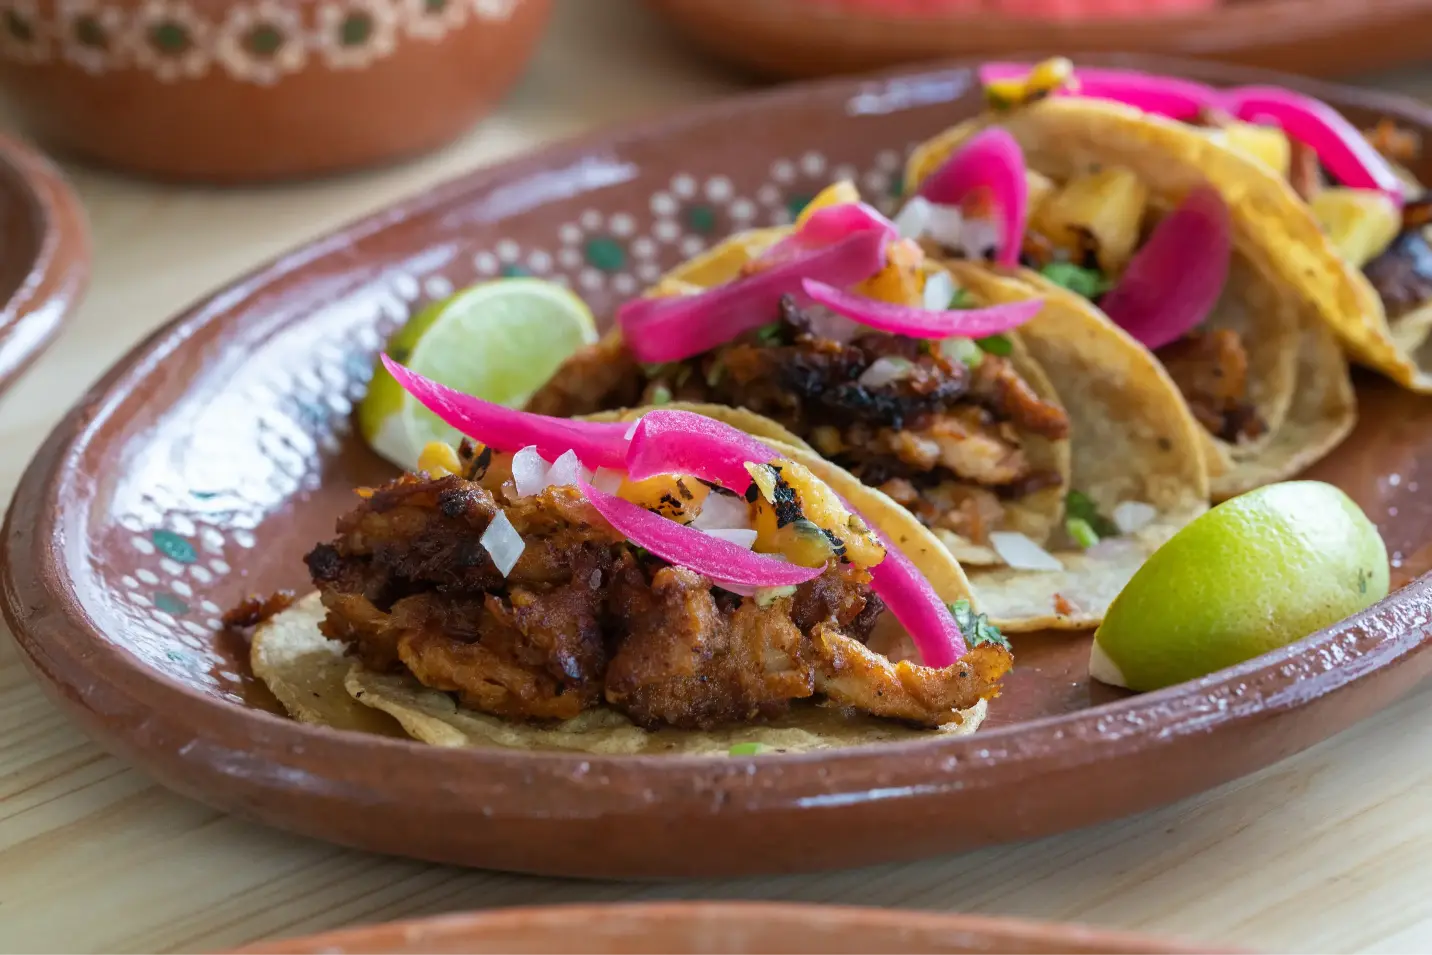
xmin=1034 ymin=168 xmax=1149 ymax=275
xmin=618 ymin=474 xmax=711 ymax=523
xmin=747 ymin=460 xmax=885 ymax=569
xmin=1313 ymin=187 xmax=1401 ymax=268
xmin=1220 ymin=121 xmax=1292 ymax=178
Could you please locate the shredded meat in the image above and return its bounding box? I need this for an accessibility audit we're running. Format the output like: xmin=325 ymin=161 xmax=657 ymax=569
xmin=1365 ymin=229 xmax=1432 ymax=320
xmin=223 ymin=590 xmax=296 ymax=629
xmin=525 ymin=295 xmax=1069 ymax=543
xmin=302 ymin=474 xmax=1008 ymax=731
xmin=1288 ymin=139 xmax=1322 ymax=203
xmin=1157 ymin=329 xmax=1266 ymax=444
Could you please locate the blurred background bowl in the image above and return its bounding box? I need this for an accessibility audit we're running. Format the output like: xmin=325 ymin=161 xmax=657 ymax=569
xmin=644 ymin=0 xmax=1432 ymax=81
xmin=0 ymin=0 xmax=553 ymax=184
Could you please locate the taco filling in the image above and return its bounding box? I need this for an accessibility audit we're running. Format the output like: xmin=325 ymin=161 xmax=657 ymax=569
xmin=258 ymin=368 xmax=1011 ymax=744
xmin=528 ymin=205 xmax=1070 ymax=553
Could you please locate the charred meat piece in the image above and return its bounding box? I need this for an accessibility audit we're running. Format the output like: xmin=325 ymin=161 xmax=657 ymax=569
xmin=1157 ymin=329 xmax=1266 ymax=444
xmin=1365 ymin=228 xmax=1432 ymax=320
xmin=303 ymin=473 xmax=1009 ymax=730
xmin=525 ymin=333 xmax=645 ymax=417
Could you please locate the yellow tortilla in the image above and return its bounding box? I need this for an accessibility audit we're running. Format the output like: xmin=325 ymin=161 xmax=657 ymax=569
xmin=942 ymin=262 xmax=1209 ymax=630
xmin=252 ymin=431 xmax=994 ymax=753
xmin=906 ymin=99 xmax=1358 ymax=497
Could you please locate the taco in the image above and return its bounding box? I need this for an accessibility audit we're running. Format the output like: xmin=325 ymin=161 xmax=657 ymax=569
xmin=903 ymin=66 xmax=1357 ymax=499
xmin=975 ymin=60 xmax=1432 ymax=395
xmin=529 ymin=187 xmax=1209 ymax=629
xmin=245 ymin=374 xmax=1013 ymax=756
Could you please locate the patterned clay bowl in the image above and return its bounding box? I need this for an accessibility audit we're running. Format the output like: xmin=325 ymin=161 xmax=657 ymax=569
xmin=644 ymin=0 xmax=1432 ymax=81
xmin=0 ymin=0 xmax=553 ymax=183
xmin=229 ymin=902 xmax=1234 ymax=954
xmin=0 ymin=133 xmax=89 ymax=396
xmin=5 ymin=55 xmax=1432 ymax=879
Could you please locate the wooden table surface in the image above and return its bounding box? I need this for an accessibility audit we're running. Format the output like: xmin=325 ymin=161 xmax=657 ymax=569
xmin=3 ymin=3 xmax=1432 ymax=952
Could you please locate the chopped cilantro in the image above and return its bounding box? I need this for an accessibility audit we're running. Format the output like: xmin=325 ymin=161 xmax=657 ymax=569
xmin=641 ymin=361 xmax=680 ymax=379
xmin=754 ymin=322 xmax=785 ymax=346
xmin=728 ymin=741 xmax=771 ymax=756
xmin=650 ymin=385 xmax=672 ymax=405
xmin=1040 ymin=261 xmax=1111 ymax=300
xmin=1065 ymin=516 xmax=1099 ymax=549
xmin=949 ymin=287 xmax=976 ymax=309
xmin=976 ymin=333 xmax=1013 ymax=356
xmin=705 ymin=361 xmax=725 ymax=387
xmin=949 ymin=598 xmax=1011 ymax=651
xmin=1066 ymin=490 xmax=1119 ymax=538
xmin=943 ymin=337 xmax=984 ymax=368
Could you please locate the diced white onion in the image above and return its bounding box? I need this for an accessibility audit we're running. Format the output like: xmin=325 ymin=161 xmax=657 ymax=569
xmin=623 ymin=418 xmax=642 ymax=440
xmin=543 ymin=449 xmax=591 ymax=490
xmin=805 ymin=305 xmax=859 ymax=344
xmin=480 ymin=510 xmax=526 ymax=577
xmin=511 ymin=445 xmax=550 ymax=498
xmin=858 ymin=356 xmax=914 ymax=389
xmin=957 ymin=217 xmax=1002 ymax=261
xmin=923 ymin=269 xmax=957 ymax=310
xmin=703 ymin=528 xmax=758 ymax=549
xmin=1112 ymin=500 xmax=1158 ymax=535
xmin=893 ymin=196 xmax=933 ymax=239
xmin=691 ymin=491 xmax=753 ymax=531
xmin=925 ymin=203 xmax=967 ymax=248
xmin=592 ymin=467 xmax=625 ymax=495
xmin=990 ymin=531 xmax=1064 ymax=571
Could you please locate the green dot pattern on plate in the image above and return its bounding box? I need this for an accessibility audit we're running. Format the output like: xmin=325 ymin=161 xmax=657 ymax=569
xmin=340 ymin=13 xmax=372 ymax=46
xmin=246 ymin=25 xmax=283 ymax=56
xmin=150 ymin=21 xmax=189 ymax=52
xmin=75 ymin=15 xmax=106 ymax=47
xmin=684 ymin=205 xmax=718 ymax=234
xmin=154 ymin=592 xmax=190 ymax=616
xmin=785 ymin=194 xmax=814 ymax=221
xmin=151 ymin=530 xmax=197 ymax=564
xmin=584 ymin=237 xmax=625 ymax=272
xmin=500 ymin=263 xmax=531 ymax=278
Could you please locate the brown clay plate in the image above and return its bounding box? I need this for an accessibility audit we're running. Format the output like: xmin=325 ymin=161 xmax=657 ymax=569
xmin=645 ymin=0 xmax=1432 ymax=82
xmin=0 ymin=133 xmax=88 ymax=396
xmin=5 ymin=55 xmax=1432 ymax=879
xmin=229 ymin=902 xmax=1233 ymax=954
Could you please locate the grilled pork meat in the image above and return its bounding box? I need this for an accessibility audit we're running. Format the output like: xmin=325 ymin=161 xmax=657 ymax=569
xmin=1156 ymin=329 xmax=1266 ymax=444
xmin=527 ymin=296 xmax=1069 ymax=544
xmin=306 ymin=473 xmax=1008 ymax=731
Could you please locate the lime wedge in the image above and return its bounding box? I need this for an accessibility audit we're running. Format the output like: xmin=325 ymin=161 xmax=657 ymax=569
xmin=1091 ymin=481 xmax=1389 ymax=692
xmin=359 ymin=278 xmax=598 ymax=468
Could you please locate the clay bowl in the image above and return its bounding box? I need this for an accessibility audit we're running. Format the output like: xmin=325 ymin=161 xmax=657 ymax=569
xmin=6 ymin=54 xmax=1432 ymax=879
xmin=644 ymin=0 xmax=1432 ymax=81
xmin=0 ymin=0 xmax=553 ymax=184
xmin=229 ymin=902 xmax=1232 ymax=954
xmin=0 ymin=133 xmax=89 ymax=396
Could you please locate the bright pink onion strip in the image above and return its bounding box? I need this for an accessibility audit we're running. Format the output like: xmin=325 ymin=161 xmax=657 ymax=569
xmin=980 ymin=62 xmax=1216 ymax=121
xmin=757 ymin=201 xmax=898 ymax=266
xmin=802 ymin=278 xmax=1041 ymax=339
xmin=621 ymin=410 xmax=969 ymax=663
xmin=381 ymin=355 xmax=629 ymax=469
xmin=1223 ymin=87 xmax=1404 ymax=198
xmin=915 ymin=128 xmax=1027 ymax=267
xmin=979 ymin=63 xmax=1403 ymax=202
xmin=576 ymin=477 xmax=823 ymax=591
xmin=625 ymin=409 xmax=777 ymax=493
xmin=617 ymin=228 xmax=889 ymax=364
xmin=1099 ymin=185 xmax=1231 ymax=351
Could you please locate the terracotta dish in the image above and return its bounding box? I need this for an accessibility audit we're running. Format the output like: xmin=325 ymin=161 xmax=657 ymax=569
xmin=0 ymin=0 xmax=552 ymax=183
xmin=645 ymin=0 xmax=1432 ymax=81
xmin=0 ymin=134 xmax=89 ymax=397
xmin=5 ymin=55 xmax=1432 ymax=879
xmin=230 ymin=902 xmax=1233 ymax=954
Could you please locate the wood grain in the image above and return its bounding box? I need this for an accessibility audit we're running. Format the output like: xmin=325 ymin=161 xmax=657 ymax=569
xmin=0 ymin=2 xmax=1429 ymax=951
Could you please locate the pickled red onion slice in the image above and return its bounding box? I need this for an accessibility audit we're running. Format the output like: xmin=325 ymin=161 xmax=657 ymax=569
xmin=915 ymin=127 xmax=1028 ymax=267
xmin=1099 ymin=185 xmax=1231 ymax=351
xmin=978 ymin=62 xmax=1403 ymax=202
xmin=801 ymin=278 xmax=1042 ymax=339
xmin=577 ymin=477 xmax=823 ymax=591
xmin=625 ymin=409 xmax=778 ymax=494
xmin=380 ymin=355 xmax=630 ymax=469
xmin=757 ymin=201 xmax=899 ymax=266
xmin=616 ymin=228 xmax=889 ymax=364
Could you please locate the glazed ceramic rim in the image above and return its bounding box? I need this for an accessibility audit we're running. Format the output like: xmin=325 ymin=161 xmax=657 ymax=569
xmin=0 ymin=134 xmax=90 ymax=394
xmin=227 ymin=901 xmax=1233 ymax=954
xmin=6 ymin=57 xmax=1432 ymax=824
